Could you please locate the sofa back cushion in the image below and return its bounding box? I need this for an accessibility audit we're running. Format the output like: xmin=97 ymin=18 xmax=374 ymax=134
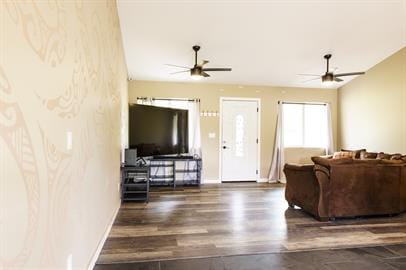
xmin=329 ymin=164 xmax=401 ymax=216
xmin=311 ymin=156 xmax=353 ymax=168
xmin=377 ymin=152 xmax=392 ymax=160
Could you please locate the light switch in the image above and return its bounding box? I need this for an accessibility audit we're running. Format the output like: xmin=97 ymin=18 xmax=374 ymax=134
xmin=208 ymin=132 xmax=216 ymax=139
xmin=66 ymin=131 xmax=72 ymax=150
xmin=67 ymin=254 xmax=72 ymax=270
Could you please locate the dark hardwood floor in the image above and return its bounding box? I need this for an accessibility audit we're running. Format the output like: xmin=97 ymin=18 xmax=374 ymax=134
xmin=94 ymin=244 xmax=406 ymax=270
xmin=96 ymin=183 xmax=406 ymax=268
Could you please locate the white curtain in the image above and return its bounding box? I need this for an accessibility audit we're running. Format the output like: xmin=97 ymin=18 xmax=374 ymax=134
xmin=268 ymin=103 xmax=284 ymax=183
xmin=326 ymin=103 xmax=334 ymax=155
xmin=188 ymin=99 xmax=202 ymax=157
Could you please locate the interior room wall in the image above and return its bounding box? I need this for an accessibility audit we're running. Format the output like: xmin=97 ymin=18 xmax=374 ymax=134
xmin=0 ymin=1 xmax=128 ymax=269
xmin=338 ymin=47 xmax=406 ymax=153
xmin=128 ymin=80 xmax=338 ymax=182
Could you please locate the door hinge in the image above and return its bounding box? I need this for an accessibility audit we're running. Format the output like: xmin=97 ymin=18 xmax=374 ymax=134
xmin=256 ymin=170 xmax=258 ymax=175
xmin=256 ymin=138 xmax=258 ymax=144
xmin=257 ymin=107 xmax=259 ymax=112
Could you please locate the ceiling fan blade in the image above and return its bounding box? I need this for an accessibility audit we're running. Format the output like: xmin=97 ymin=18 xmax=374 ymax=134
xmin=165 ymin=64 xmax=191 ymax=69
xmin=201 ymin=72 xmax=210 ymax=77
xmin=334 ymin=77 xmax=344 ymax=82
xmin=170 ymin=70 xmax=190 ymax=75
xmin=335 ymin=72 xmax=365 ymax=77
xmin=297 ymin=73 xmax=321 ymax=77
xmin=301 ymin=77 xmax=320 ymax=83
xmin=198 ymin=60 xmax=209 ymax=67
xmin=202 ymin=68 xmax=232 ymax=72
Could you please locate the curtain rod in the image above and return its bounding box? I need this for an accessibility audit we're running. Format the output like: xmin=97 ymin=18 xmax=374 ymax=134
xmin=137 ymin=97 xmax=200 ymax=102
xmin=278 ymin=101 xmax=327 ymax=106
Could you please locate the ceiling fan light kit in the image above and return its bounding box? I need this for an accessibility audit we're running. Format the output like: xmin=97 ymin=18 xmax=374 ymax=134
xmin=167 ymin=45 xmax=232 ymax=79
xmin=300 ymin=54 xmax=366 ymax=85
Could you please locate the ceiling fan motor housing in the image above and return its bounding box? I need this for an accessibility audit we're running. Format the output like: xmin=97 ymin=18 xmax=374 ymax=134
xmin=322 ymin=73 xmax=334 ymax=83
xmin=191 ymin=66 xmax=202 ymax=76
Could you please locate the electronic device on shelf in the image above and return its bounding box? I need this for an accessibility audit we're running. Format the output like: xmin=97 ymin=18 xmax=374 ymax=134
xmin=125 ymin=149 xmax=137 ymax=165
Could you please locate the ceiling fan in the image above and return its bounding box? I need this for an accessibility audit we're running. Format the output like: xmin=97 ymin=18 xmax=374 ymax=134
xmin=299 ymin=54 xmax=365 ymax=85
xmin=166 ymin=45 xmax=232 ymax=79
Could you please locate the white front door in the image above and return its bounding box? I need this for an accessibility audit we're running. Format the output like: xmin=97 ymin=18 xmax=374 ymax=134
xmin=220 ymin=99 xmax=259 ymax=182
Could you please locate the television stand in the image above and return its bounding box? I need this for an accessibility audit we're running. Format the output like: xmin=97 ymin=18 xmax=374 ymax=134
xmin=149 ymin=157 xmax=201 ymax=187
xmin=153 ymin=155 xmax=194 ymax=160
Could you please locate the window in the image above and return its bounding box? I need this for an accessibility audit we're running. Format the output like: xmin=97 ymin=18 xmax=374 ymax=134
xmin=282 ymin=103 xmax=327 ymax=148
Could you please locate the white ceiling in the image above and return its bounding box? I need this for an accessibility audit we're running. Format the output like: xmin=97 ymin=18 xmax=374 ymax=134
xmin=117 ymin=0 xmax=406 ymax=89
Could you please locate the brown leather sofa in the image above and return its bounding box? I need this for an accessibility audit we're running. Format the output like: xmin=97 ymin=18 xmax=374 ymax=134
xmin=284 ymin=158 xmax=406 ymax=221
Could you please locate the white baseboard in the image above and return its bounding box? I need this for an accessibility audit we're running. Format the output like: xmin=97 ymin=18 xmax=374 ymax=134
xmin=87 ymin=202 xmax=120 ymax=270
xmin=203 ymin=179 xmax=271 ymax=184
xmin=202 ymin=179 xmax=221 ymax=184
xmin=257 ymin=178 xmax=269 ymax=183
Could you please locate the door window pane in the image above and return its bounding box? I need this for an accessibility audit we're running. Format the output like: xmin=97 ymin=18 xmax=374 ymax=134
xmin=235 ymin=114 xmax=244 ymax=157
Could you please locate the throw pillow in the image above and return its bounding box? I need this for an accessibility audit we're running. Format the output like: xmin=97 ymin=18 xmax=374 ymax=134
xmin=341 ymin=148 xmax=366 ymax=159
xmin=390 ymin=153 xmax=402 ymax=160
xmin=333 ymin=151 xmax=355 ymax=159
xmin=377 ymin=152 xmax=392 ymax=160
xmin=360 ymin=150 xmax=378 ymax=160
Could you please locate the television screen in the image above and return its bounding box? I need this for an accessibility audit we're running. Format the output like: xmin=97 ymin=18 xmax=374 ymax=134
xmin=129 ymin=104 xmax=189 ymax=157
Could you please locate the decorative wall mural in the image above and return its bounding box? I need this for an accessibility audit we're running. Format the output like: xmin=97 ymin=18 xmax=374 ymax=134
xmin=4 ymin=0 xmax=67 ymax=67
xmin=0 ymin=66 xmax=40 ymax=269
xmin=0 ymin=0 xmax=128 ymax=269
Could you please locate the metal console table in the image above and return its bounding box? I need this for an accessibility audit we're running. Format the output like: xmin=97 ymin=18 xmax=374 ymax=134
xmin=149 ymin=158 xmax=202 ymax=187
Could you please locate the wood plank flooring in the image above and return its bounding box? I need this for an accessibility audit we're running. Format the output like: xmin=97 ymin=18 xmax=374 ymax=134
xmin=94 ymin=244 xmax=406 ymax=270
xmin=97 ymin=183 xmax=406 ymax=265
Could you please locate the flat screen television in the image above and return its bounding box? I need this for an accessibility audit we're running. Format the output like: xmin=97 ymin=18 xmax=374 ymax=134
xmin=129 ymin=104 xmax=189 ymax=157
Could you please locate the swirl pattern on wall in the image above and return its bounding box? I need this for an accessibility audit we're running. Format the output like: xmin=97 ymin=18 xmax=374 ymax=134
xmin=0 ymin=67 xmax=40 ymax=268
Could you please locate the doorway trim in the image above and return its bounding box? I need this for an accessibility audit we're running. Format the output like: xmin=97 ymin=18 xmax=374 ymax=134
xmin=219 ymin=97 xmax=261 ymax=182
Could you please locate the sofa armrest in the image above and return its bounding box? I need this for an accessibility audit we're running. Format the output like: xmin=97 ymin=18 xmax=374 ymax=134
xmin=284 ymin=163 xmax=314 ymax=172
xmin=313 ymin=164 xmax=331 ymax=219
xmin=284 ymin=163 xmax=324 ymax=218
xmin=314 ymin=164 xmax=330 ymax=178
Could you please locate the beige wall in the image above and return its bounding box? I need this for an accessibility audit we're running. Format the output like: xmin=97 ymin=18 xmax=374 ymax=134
xmin=338 ymin=47 xmax=406 ymax=153
xmin=0 ymin=1 xmax=128 ymax=269
xmin=129 ymin=81 xmax=338 ymax=181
